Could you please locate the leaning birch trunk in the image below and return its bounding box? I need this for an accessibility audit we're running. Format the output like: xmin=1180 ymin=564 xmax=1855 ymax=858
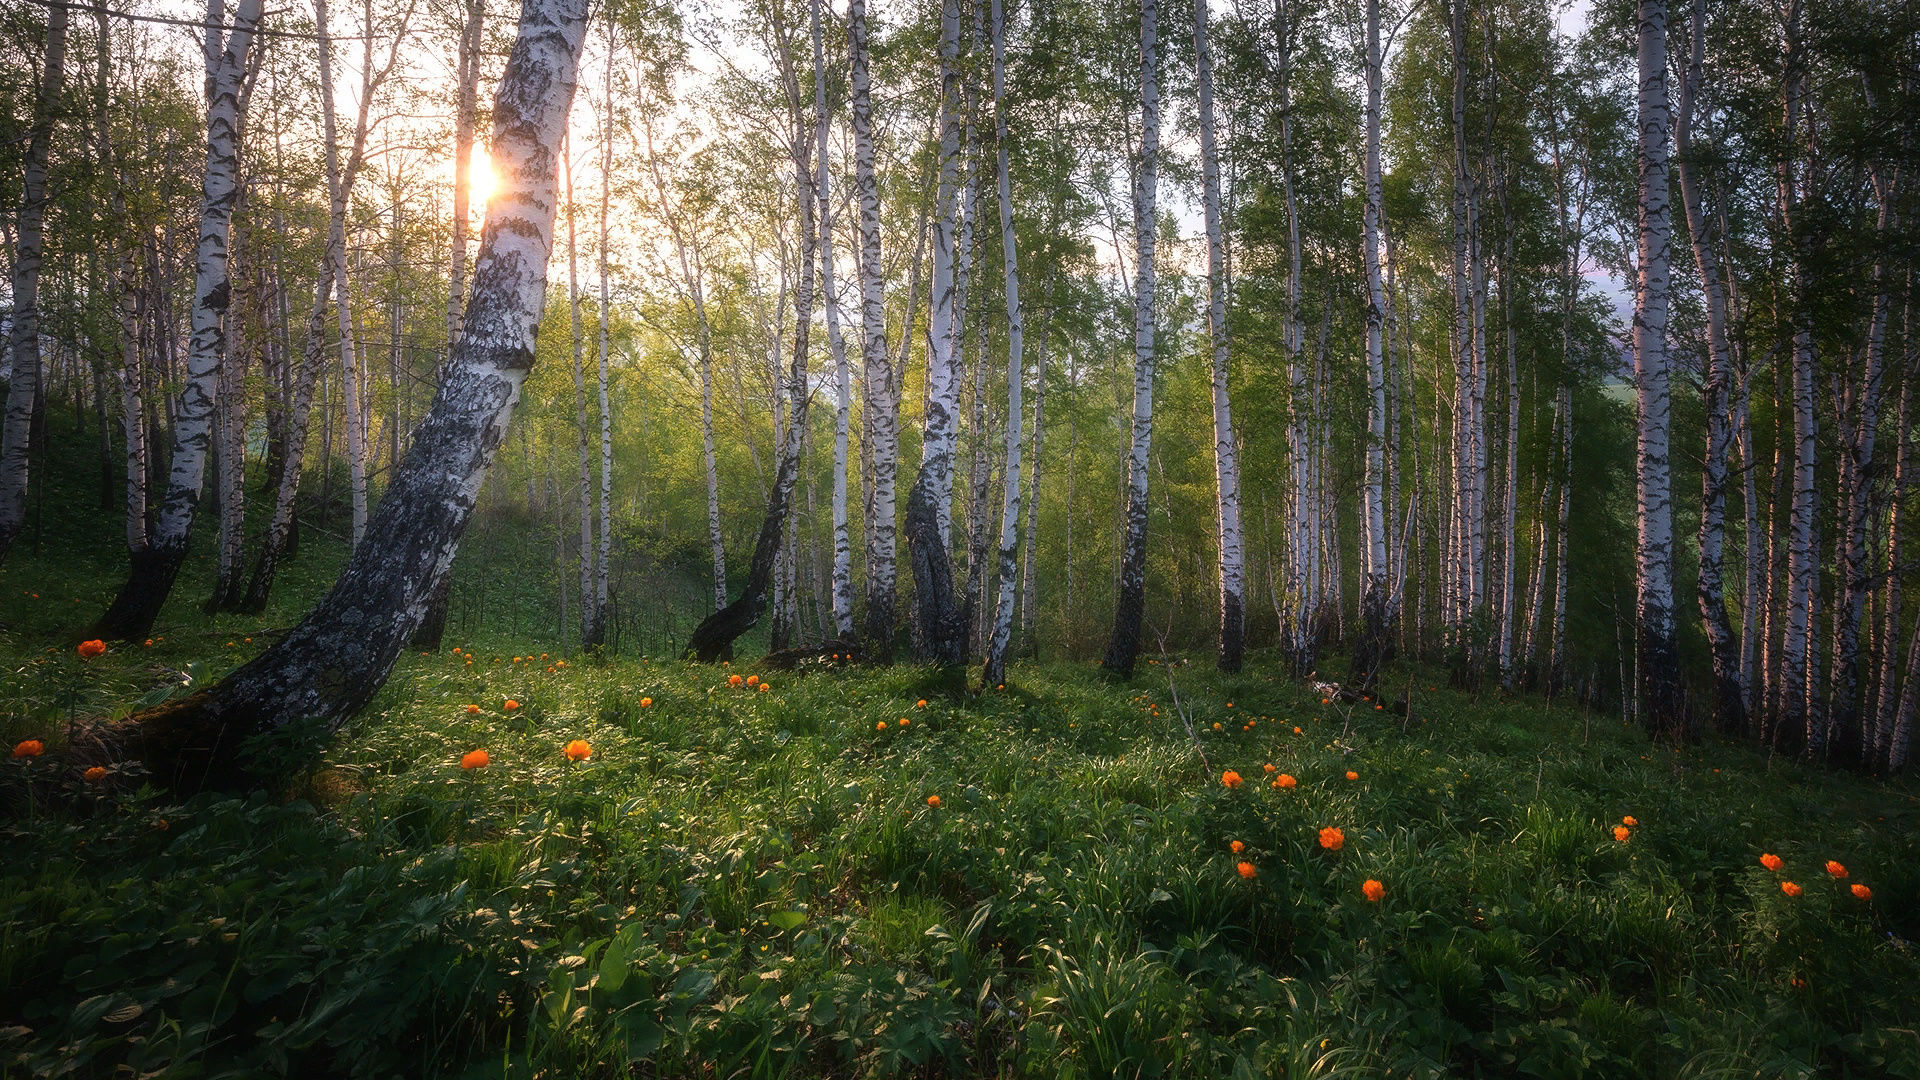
xmin=564 ymin=144 xmax=601 ymax=646
xmin=851 ymin=0 xmax=898 ymax=655
xmin=1675 ymin=0 xmax=1744 ymax=734
xmin=1100 ymin=0 xmax=1158 ymax=680
xmin=105 ymin=0 xmax=590 ymax=783
xmin=980 ymin=0 xmax=1022 ymax=690
xmin=811 ymin=0 xmax=853 ymax=641
xmin=1632 ymin=0 xmax=1684 ymax=738
xmin=684 ymin=42 xmax=815 ymax=662
xmin=905 ymin=0 xmax=968 ymax=667
xmin=91 ymin=0 xmax=260 ymax=640
xmin=0 ymin=0 xmax=68 ymax=564
xmin=1195 ymin=0 xmax=1243 ymax=674
xmin=1351 ymin=0 xmax=1391 ymax=689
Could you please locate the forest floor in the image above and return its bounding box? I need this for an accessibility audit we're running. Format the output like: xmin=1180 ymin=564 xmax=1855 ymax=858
xmin=4 ymin=622 xmax=1920 ymax=1078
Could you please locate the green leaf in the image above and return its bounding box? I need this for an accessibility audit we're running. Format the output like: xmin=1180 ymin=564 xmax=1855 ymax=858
xmin=769 ymin=910 xmax=806 ymax=932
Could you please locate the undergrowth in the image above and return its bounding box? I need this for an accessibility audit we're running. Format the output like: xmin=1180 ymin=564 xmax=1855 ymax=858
xmin=2 ymin=632 xmax=1917 ymax=1078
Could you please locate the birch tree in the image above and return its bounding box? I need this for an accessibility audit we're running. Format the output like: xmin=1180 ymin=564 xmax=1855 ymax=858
xmin=91 ymin=0 xmax=262 ymax=640
xmin=1631 ymin=0 xmax=1683 ymax=738
xmin=812 ymin=0 xmax=854 ymax=640
xmin=1100 ymin=0 xmax=1159 ymax=680
xmin=113 ymin=0 xmax=591 ymax=781
xmin=1352 ymin=0 xmax=1390 ymax=688
xmin=850 ymin=0 xmax=898 ymax=653
xmin=0 ymin=0 xmax=69 ymax=564
xmin=981 ymin=0 xmax=1022 ymax=689
xmin=1195 ymin=0 xmax=1243 ymax=674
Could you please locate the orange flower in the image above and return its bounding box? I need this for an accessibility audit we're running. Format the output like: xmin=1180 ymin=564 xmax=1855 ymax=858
xmin=76 ymin=639 xmax=106 ymax=659
xmin=1851 ymin=883 xmax=1872 ymax=900
xmin=513 ymin=656 xmax=522 ymax=663
xmin=1318 ymin=827 xmax=1345 ymax=851
xmin=11 ymin=740 xmax=43 ymax=759
xmin=143 ymin=639 xmax=153 ymax=646
xmin=729 ymin=674 xmax=744 ymax=687
xmin=461 ymin=749 xmax=490 ymax=769
xmin=1781 ymin=881 xmax=1802 ymax=898
xmin=1221 ymin=770 xmax=1244 ymax=789
xmin=747 ymin=675 xmax=759 ymax=686
xmin=564 ymin=740 xmax=592 ymax=761
xmin=1362 ymin=879 xmax=1386 ymax=902
xmin=1613 ymin=826 xmax=1631 ymax=843
xmin=1230 ymin=840 xmax=1245 ymax=854
xmin=1825 ymin=860 xmax=1848 ymax=879
xmin=877 ymin=721 xmax=889 ymax=730
xmin=640 ymin=697 xmax=653 ymax=707
xmin=1237 ymin=861 xmax=1257 ymax=879
xmin=1276 ymin=774 xmax=1297 ymax=789
xmin=1345 ymin=770 xmax=1359 ymax=781
xmin=1293 ymin=726 xmax=1303 ymax=735
xmin=1212 ymin=722 xmax=1223 ymax=731
xmin=465 ymin=704 xmax=481 ymax=714
xmin=916 ymin=699 xmax=928 ymax=708
xmin=1760 ymin=853 xmax=1784 ymax=871
xmin=899 ymin=717 xmax=910 ymax=726
xmin=1263 ymin=763 xmax=1277 ymax=773
xmin=759 ymin=683 xmax=771 ymax=692
xmin=504 ymin=699 xmax=520 ymax=710
xmin=1622 ymin=815 xmax=1638 ymax=827
xmin=927 ymin=795 xmax=941 ymax=807
xmin=84 ymin=766 xmax=108 ymax=782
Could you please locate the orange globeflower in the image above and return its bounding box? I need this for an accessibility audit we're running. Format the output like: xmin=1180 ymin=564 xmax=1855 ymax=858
xmin=564 ymin=740 xmax=592 ymax=761
xmin=927 ymin=795 xmax=941 ymax=807
xmin=1345 ymin=770 xmax=1359 ymax=781
xmin=1293 ymin=726 xmax=1303 ymax=735
xmin=11 ymin=740 xmax=43 ymax=759
xmin=1276 ymin=774 xmax=1297 ymax=789
xmin=747 ymin=675 xmax=759 ymax=686
xmin=1760 ymin=853 xmax=1784 ymax=871
xmin=461 ymin=750 xmax=490 ymax=769
xmin=84 ymin=766 xmax=108 ymax=782
xmin=640 ymin=697 xmax=653 ymax=708
xmin=504 ymin=699 xmax=520 ymax=710
xmin=877 ymin=721 xmax=889 ymax=731
xmin=1622 ymin=815 xmax=1639 ymax=827
xmin=76 ymin=639 xmax=106 ymax=659
xmin=465 ymin=704 xmax=481 ymax=714
xmin=1230 ymin=840 xmax=1246 ymax=854
xmin=1212 ymin=723 xmax=1223 ymax=731
xmin=1263 ymin=763 xmax=1277 ymax=774
xmin=1851 ymin=883 xmax=1872 ymax=900
xmin=1221 ymin=770 xmax=1244 ymax=789
xmin=729 ymin=674 xmax=744 ymax=687
xmin=1825 ymin=860 xmax=1848 ymax=879
xmin=898 ymin=717 xmax=910 ymax=726
xmin=1318 ymin=827 xmax=1345 ymax=851
xmin=1613 ymin=826 xmax=1631 ymax=843
xmin=916 ymin=699 xmax=928 ymax=708
xmin=759 ymin=683 xmax=771 ymax=692
xmin=1236 ymin=861 xmax=1257 ymax=879
xmin=1362 ymin=879 xmax=1386 ymax=902
xmin=1781 ymin=881 xmax=1802 ymax=898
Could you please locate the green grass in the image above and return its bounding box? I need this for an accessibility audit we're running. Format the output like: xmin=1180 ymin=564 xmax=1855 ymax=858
xmin=2 ymin=639 xmax=1917 ymax=1078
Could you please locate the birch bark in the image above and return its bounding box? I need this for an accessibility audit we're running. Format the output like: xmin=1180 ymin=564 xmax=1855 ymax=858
xmin=812 ymin=0 xmax=854 ymax=640
xmin=1353 ymin=0 xmax=1391 ymax=688
xmin=981 ymin=0 xmax=1022 ymax=689
xmin=851 ymin=0 xmax=898 ymax=653
xmin=1196 ymin=0 xmax=1243 ymax=674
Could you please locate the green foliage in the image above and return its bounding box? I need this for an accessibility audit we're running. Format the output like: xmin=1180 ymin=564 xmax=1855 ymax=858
xmin=2 ymin=622 xmax=1917 ymax=1076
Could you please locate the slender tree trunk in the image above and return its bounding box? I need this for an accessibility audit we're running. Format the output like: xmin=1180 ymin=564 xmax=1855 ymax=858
xmin=905 ymin=0 xmax=968 ymax=667
xmin=809 ymin=0 xmax=853 ymax=641
xmin=1551 ymin=384 xmax=1571 ymax=688
xmin=1675 ymin=0 xmax=1744 ymax=733
xmin=563 ymin=141 xmax=602 ymax=646
xmin=1779 ymin=0 xmax=1818 ymax=756
xmin=1100 ymin=0 xmax=1159 ymax=680
xmin=0 ymin=0 xmax=68 ymax=564
xmin=119 ymin=245 xmax=149 ymax=558
xmin=1195 ymin=0 xmax=1243 ymax=674
xmin=106 ymin=0 xmax=590 ymax=785
xmin=1019 ymin=305 xmax=1048 ymax=657
xmin=981 ymin=0 xmax=1024 ymax=690
xmin=242 ymin=269 xmax=331 ymax=613
xmin=92 ymin=0 xmax=261 ymax=641
xmin=313 ymin=0 xmax=369 ymax=551
xmin=1352 ymin=0 xmax=1391 ymax=689
xmin=1276 ymin=0 xmax=1311 ymax=677
xmin=851 ymin=0 xmax=898 ymax=656
xmin=595 ymin=49 xmax=613 ymax=645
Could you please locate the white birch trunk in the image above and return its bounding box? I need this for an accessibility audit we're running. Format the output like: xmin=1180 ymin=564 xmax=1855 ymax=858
xmin=448 ymin=0 xmax=483 ymax=352
xmin=1779 ymin=0 xmax=1818 ymax=754
xmin=1633 ymin=0 xmax=1683 ymax=734
xmin=1100 ymin=0 xmax=1158 ymax=678
xmin=564 ymin=142 xmax=600 ymax=646
xmin=119 ymin=246 xmax=148 ymax=555
xmin=1196 ymin=0 xmax=1243 ymax=674
xmin=595 ymin=57 xmax=613 ymax=639
xmin=811 ymin=0 xmax=854 ymax=639
xmin=1354 ymin=0 xmax=1391 ymax=686
xmin=0 ymin=0 xmax=67 ymax=562
xmin=850 ymin=0 xmax=898 ymax=651
xmin=981 ymin=0 xmax=1023 ymax=689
